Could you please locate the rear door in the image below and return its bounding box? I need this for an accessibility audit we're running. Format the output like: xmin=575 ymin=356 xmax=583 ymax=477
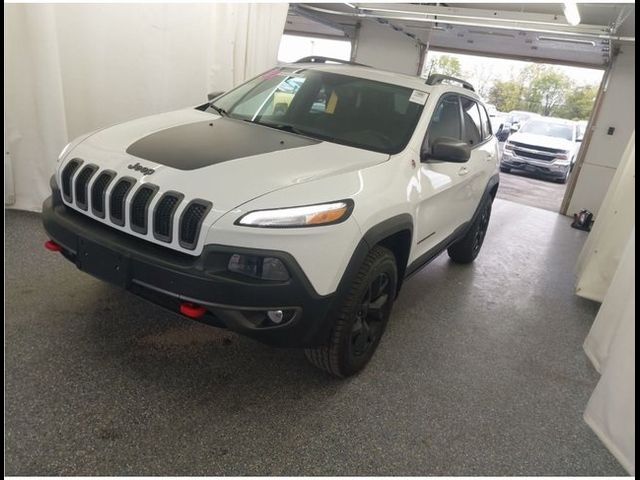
xmin=459 ymin=96 xmax=496 ymax=217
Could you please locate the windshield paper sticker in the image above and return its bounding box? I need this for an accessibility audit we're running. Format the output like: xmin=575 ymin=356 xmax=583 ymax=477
xmin=409 ymin=90 xmax=428 ymax=105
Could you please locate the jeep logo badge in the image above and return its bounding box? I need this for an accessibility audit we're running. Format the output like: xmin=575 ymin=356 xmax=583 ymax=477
xmin=127 ymin=162 xmax=155 ymax=175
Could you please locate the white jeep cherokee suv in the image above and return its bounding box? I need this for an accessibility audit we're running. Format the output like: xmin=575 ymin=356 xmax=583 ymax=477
xmin=43 ymin=57 xmax=499 ymax=377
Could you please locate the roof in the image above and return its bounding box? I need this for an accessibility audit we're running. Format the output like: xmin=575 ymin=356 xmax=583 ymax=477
xmin=282 ymin=61 xmax=483 ymax=101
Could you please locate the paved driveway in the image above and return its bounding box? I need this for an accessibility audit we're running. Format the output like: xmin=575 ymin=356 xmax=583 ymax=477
xmin=496 ymin=170 xmax=567 ymax=213
xmin=495 ymin=141 xmax=568 ymax=213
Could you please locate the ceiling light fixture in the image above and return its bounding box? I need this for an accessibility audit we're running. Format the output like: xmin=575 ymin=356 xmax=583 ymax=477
xmin=563 ymin=1 xmax=581 ymax=26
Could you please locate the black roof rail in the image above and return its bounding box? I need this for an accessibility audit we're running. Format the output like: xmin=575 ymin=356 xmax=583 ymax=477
xmin=294 ymin=56 xmax=370 ymax=67
xmin=425 ymin=74 xmax=475 ymax=92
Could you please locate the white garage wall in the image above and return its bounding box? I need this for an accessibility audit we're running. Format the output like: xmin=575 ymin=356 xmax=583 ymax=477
xmin=4 ymin=3 xmax=288 ymax=212
xmin=567 ymin=44 xmax=635 ymax=217
xmin=575 ymin=131 xmax=635 ymax=302
xmin=353 ymin=19 xmax=422 ymax=76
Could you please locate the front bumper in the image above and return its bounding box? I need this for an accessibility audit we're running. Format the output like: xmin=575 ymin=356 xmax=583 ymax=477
xmin=501 ymin=152 xmax=569 ymax=179
xmin=42 ymin=193 xmax=336 ymax=347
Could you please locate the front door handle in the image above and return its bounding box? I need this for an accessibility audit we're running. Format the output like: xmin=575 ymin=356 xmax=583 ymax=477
xmin=458 ymin=167 xmax=469 ymax=176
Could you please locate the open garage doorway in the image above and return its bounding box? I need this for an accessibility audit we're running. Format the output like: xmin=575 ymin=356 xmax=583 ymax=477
xmin=423 ymin=50 xmax=604 ymax=213
xmin=277 ymin=34 xmax=352 ymax=63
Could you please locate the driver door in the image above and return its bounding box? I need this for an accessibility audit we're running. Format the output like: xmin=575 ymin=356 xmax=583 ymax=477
xmin=413 ymin=94 xmax=484 ymax=259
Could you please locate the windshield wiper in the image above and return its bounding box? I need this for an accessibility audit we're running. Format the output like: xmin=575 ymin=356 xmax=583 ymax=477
xmin=209 ymin=103 xmax=228 ymax=117
xmin=248 ymin=121 xmax=307 ymax=136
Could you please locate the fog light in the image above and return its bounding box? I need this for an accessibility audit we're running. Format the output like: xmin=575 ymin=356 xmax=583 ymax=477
xmin=228 ymin=254 xmax=290 ymax=281
xmin=267 ymin=310 xmax=284 ymax=324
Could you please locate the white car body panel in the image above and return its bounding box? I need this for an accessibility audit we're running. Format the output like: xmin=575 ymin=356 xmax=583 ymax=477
xmin=58 ymin=109 xmax=388 ymax=257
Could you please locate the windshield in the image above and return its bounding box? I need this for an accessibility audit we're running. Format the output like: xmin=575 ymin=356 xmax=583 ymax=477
xmin=519 ymin=120 xmax=574 ymax=141
xmin=208 ymin=68 xmax=426 ymax=154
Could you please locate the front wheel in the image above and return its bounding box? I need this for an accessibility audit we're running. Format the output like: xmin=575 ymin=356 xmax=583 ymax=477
xmin=304 ymin=246 xmax=397 ymax=377
xmin=447 ymin=199 xmax=492 ymax=264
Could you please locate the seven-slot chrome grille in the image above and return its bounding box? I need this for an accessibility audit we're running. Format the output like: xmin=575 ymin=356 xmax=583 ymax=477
xmin=60 ymin=159 xmax=211 ymax=251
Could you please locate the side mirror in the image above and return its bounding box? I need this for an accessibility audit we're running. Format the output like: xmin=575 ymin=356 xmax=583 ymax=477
xmin=510 ymin=123 xmax=520 ymax=133
xmin=422 ymin=137 xmax=471 ymax=163
xmin=207 ymin=90 xmax=225 ymax=101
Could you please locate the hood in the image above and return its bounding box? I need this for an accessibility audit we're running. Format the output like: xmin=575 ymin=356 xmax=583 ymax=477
xmin=67 ymin=108 xmax=389 ymax=216
xmin=508 ymin=132 xmax=574 ymax=151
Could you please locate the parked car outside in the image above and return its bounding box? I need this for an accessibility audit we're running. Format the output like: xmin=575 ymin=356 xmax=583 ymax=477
xmin=500 ymin=117 xmax=580 ymax=183
xmin=576 ymin=120 xmax=588 ymax=141
xmin=495 ymin=110 xmax=540 ymax=142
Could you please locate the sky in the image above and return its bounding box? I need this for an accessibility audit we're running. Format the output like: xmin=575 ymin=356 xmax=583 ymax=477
xmin=277 ymin=34 xmax=605 ymax=89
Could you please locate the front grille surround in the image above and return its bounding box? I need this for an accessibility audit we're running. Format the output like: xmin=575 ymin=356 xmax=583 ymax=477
xmin=60 ymin=159 xmax=212 ymax=253
xmin=61 ymin=158 xmax=83 ymax=202
xmin=130 ymin=184 xmax=159 ymax=234
xmin=153 ymin=191 xmax=185 ymax=243
xmin=91 ymin=170 xmax=117 ymax=218
xmin=178 ymin=200 xmax=213 ymax=250
xmin=513 ymin=149 xmax=555 ymax=161
xmin=74 ymin=164 xmax=99 ymax=210
xmin=109 ymin=177 xmax=136 ymax=226
xmin=510 ymin=141 xmax=566 ymax=154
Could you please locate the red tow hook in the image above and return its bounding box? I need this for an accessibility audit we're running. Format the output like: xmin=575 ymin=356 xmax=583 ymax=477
xmin=44 ymin=240 xmax=63 ymax=252
xmin=180 ymin=302 xmax=207 ymax=319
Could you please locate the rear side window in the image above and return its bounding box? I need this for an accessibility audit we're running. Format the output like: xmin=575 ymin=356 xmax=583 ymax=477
xmin=479 ymin=104 xmax=492 ymax=139
xmin=461 ymin=97 xmax=482 ymax=146
xmin=424 ymin=94 xmax=462 ymax=153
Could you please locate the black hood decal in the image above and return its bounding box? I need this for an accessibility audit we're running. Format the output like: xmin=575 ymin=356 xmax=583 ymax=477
xmin=126 ymin=117 xmax=320 ymax=170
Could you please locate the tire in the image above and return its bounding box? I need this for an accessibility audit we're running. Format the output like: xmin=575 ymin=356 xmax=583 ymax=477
xmin=447 ymin=198 xmax=492 ymax=264
xmin=304 ymin=246 xmax=398 ymax=377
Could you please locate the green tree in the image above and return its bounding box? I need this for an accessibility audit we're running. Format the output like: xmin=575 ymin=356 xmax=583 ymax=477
xmin=487 ymin=80 xmax=523 ymax=113
xmin=423 ymin=55 xmax=463 ymax=78
xmin=520 ymin=65 xmax=571 ymax=116
xmin=555 ymin=85 xmax=598 ymax=120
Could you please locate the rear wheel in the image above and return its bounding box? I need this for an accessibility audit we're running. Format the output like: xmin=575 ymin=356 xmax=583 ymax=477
xmin=447 ymin=198 xmax=492 ymax=264
xmin=304 ymin=246 xmax=397 ymax=377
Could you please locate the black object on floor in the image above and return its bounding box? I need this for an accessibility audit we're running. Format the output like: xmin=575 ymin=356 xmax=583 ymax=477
xmin=572 ymin=209 xmax=594 ymax=231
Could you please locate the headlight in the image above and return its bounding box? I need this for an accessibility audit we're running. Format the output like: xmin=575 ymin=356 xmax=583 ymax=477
xmin=504 ymin=142 xmax=514 ymax=151
xmin=236 ymin=200 xmax=354 ymax=228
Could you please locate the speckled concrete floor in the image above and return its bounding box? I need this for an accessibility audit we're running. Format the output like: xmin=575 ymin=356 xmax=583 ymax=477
xmin=4 ymin=201 xmax=626 ymax=475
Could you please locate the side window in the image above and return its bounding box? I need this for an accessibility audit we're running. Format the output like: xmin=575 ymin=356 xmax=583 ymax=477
xmin=461 ymin=97 xmax=482 ymax=146
xmin=423 ymin=94 xmax=462 ymax=153
xmin=479 ymin=104 xmax=492 ymax=139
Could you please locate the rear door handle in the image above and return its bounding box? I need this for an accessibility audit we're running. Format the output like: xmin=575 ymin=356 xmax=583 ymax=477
xmin=458 ymin=167 xmax=469 ymax=176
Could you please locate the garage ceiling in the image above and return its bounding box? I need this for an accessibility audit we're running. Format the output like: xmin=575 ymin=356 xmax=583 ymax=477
xmin=287 ymin=3 xmax=635 ymax=68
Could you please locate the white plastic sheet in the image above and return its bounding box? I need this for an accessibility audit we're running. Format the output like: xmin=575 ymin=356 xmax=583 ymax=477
xmin=578 ymin=131 xmax=635 ymax=473
xmin=583 ymin=229 xmax=635 ymax=474
xmin=5 ymin=3 xmax=288 ymax=211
